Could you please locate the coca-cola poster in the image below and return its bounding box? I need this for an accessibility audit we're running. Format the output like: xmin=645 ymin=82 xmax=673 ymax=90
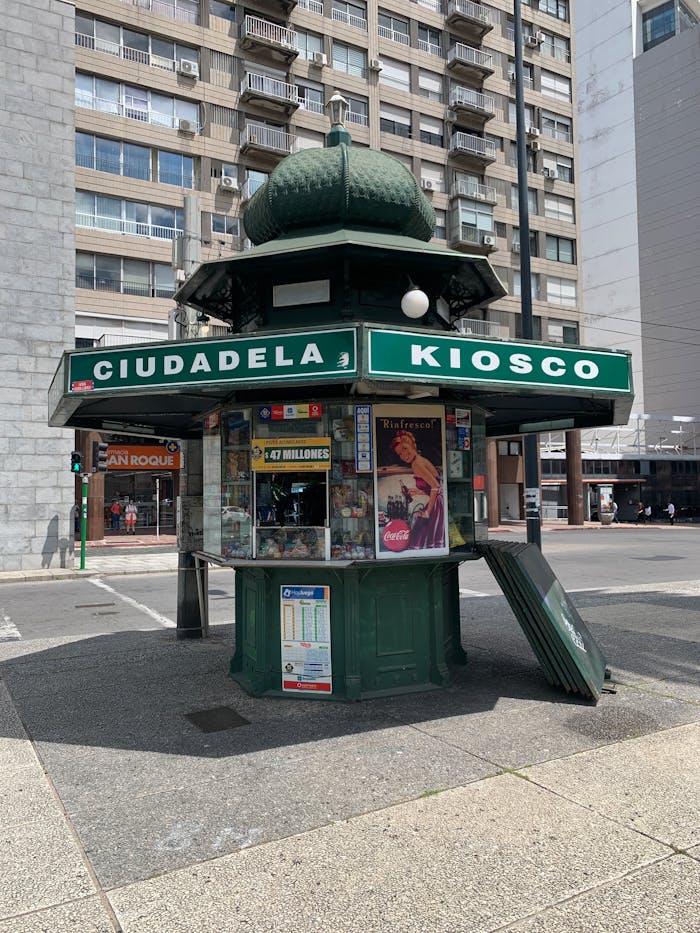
xmin=374 ymin=405 xmax=448 ymax=559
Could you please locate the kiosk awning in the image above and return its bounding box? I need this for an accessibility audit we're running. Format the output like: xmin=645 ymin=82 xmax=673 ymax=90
xmin=49 ymin=323 xmax=634 ymax=439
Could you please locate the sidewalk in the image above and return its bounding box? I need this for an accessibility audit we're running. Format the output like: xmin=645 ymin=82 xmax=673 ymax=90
xmin=0 ymin=571 xmax=698 ymax=930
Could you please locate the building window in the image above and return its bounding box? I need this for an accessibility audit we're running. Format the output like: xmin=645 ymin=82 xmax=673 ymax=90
xmin=157 ymin=150 xmax=194 ymax=187
xmin=498 ymin=440 xmax=522 ymax=456
xmin=513 ymin=270 xmax=539 ymax=300
xmin=546 ymin=234 xmax=575 ymax=263
xmin=76 ymin=251 xmax=175 ymax=297
xmin=380 ymin=103 xmax=411 ymax=138
xmin=538 ymin=0 xmax=568 ymax=22
xmin=331 ymin=41 xmax=367 ymax=77
xmin=211 ymin=214 xmax=240 ymax=237
xmin=540 ymin=31 xmax=570 ymax=62
xmin=508 ymin=101 xmax=535 ymax=125
xmin=510 ymin=185 xmax=538 ymax=214
xmin=417 ymin=25 xmax=442 ymax=56
xmin=543 ymin=151 xmax=573 ymax=183
xmin=419 ymin=115 xmax=443 ymax=147
xmin=509 ymin=140 xmax=537 ymax=172
xmin=76 ymin=191 xmax=183 ymax=239
xmin=296 ymin=81 xmax=325 ymax=114
xmin=295 ymin=28 xmax=323 ymax=62
xmin=75 ymin=14 xmax=199 ymax=71
xmin=332 ymin=0 xmax=368 ymax=30
xmin=421 ymin=163 xmax=445 ymax=193
xmin=544 ymin=193 xmax=575 ymax=223
xmin=433 ymin=209 xmax=446 ymax=240
xmin=513 ymin=228 xmax=538 ymax=257
xmin=379 ymin=57 xmax=410 ymax=90
xmin=244 ymin=170 xmax=268 ymax=199
xmin=541 ymin=110 xmax=572 ymax=142
xmin=540 ymin=69 xmax=571 ymax=102
xmin=378 ymin=10 xmax=409 ymax=44
xmin=507 ymin=60 xmax=534 ymax=88
xmin=75 ymin=74 xmax=200 ymax=131
xmin=76 ymin=132 xmax=151 ymax=180
xmin=547 ymin=319 xmax=579 ymax=343
xmin=345 ymin=94 xmax=369 ymax=126
xmin=642 ymin=1 xmax=675 ymax=51
xmin=418 ymin=70 xmax=443 ymax=102
xmin=545 ymin=275 xmax=577 ymax=307
xmin=209 ymin=0 xmax=235 ymax=20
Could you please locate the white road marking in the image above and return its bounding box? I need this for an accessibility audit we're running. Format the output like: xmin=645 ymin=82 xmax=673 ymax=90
xmin=459 ymin=588 xmax=491 ymax=598
xmin=0 ymin=613 xmax=22 ymax=641
xmin=89 ymin=578 xmax=176 ymax=628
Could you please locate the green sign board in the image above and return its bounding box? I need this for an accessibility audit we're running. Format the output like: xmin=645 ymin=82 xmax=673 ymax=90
xmin=67 ymin=329 xmax=357 ymax=393
xmin=366 ymin=328 xmax=632 ymax=394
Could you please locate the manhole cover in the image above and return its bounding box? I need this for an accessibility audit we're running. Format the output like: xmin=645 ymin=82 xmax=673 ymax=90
xmin=185 ymin=706 xmax=250 ymax=733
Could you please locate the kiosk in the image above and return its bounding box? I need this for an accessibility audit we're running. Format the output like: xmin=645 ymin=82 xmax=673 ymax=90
xmin=49 ymin=99 xmax=633 ymax=701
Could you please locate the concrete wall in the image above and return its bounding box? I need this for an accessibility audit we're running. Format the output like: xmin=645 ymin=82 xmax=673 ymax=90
xmin=0 ymin=0 xmax=76 ymax=571
xmin=634 ymin=25 xmax=700 ymax=419
xmin=575 ymin=0 xmax=645 ymax=414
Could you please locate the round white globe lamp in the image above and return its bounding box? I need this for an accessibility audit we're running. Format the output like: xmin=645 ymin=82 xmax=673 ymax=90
xmin=401 ymin=286 xmax=430 ymax=320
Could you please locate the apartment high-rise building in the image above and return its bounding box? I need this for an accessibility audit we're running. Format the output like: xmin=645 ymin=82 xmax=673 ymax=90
xmin=1 ymin=0 xmax=582 ymax=568
xmin=573 ymin=0 xmax=700 ymax=520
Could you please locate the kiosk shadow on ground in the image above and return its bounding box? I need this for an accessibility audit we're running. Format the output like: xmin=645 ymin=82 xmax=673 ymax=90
xmin=1 ymin=588 xmax=698 ymax=888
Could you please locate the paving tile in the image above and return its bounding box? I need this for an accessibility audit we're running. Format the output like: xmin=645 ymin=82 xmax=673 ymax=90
xmin=109 ymin=774 xmax=668 ymax=933
xmin=580 ymin=601 xmax=700 ymax=642
xmin=0 ymin=765 xmax=60 ymax=831
xmin=524 ymin=722 xmax=700 ymax=849
xmin=0 ymin=810 xmax=95 ymax=920
xmin=62 ymin=723 xmax=494 ymax=887
xmin=508 ymin=854 xmax=700 ymax=932
xmin=0 ymin=897 xmax=114 ymax=933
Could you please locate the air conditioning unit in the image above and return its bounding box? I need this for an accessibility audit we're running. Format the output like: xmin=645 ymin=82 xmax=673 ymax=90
xmin=509 ymin=72 xmax=516 ymax=82
xmin=177 ymin=59 xmax=199 ymax=78
xmin=530 ymin=139 xmax=541 ymax=152
xmin=474 ymin=191 xmax=487 ymax=201
xmin=312 ymin=51 xmax=327 ymax=67
xmin=178 ymin=119 xmax=195 ymax=134
xmin=543 ymin=167 xmax=558 ymax=180
xmin=482 ymin=234 xmax=496 ymax=247
xmin=525 ymin=34 xmax=540 ymax=48
xmin=526 ymin=126 xmax=540 ymax=137
xmin=219 ymin=176 xmax=238 ymax=191
xmin=446 ymin=109 xmax=458 ymax=123
xmin=175 ymin=269 xmax=187 ymax=284
xmin=369 ymin=58 xmax=383 ymax=72
xmin=421 ymin=178 xmax=434 ymax=191
xmin=535 ymin=31 xmax=546 ymax=44
xmin=512 ymin=242 xmax=520 ymax=253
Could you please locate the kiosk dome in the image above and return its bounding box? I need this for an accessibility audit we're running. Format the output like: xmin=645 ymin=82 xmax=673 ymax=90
xmin=243 ymin=111 xmax=436 ymax=244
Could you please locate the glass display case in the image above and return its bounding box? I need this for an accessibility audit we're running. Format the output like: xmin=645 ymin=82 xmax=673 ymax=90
xmin=221 ymin=410 xmax=252 ymax=558
xmin=330 ymin=405 xmax=375 ymax=559
xmin=445 ymin=406 xmax=475 ymax=552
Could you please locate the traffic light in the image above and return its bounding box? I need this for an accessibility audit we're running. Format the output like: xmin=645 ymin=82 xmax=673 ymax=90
xmin=71 ymin=451 xmax=82 ymax=474
xmin=92 ymin=441 xmax=109 ymax=473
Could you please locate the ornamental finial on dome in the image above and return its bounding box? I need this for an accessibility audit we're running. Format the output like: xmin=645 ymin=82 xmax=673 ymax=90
xmin=326 ymin=90 xmax=352 ymax=148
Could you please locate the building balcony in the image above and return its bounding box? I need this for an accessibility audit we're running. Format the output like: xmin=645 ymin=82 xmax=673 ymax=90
xmin=252 ymin=0 xmax=298 ymax=14
xmin=297 ymin=0 xmax=323 ymax=13
xmin=445 ymin=0 xmax=494 ymax=42
xmin=378 ymin=25 xmax=410 ymax=46
xmin=449 ymin=179 xmax=497 ymax=204
xmin=240 ymin=123 xmax=299 ymax=158
xmin=240 ymin=73 xmax=300 ymax=115
xmin=119 ymin=0 xmax=199 ymax=26
xmin=331 ymin=8 xmax=368 ymax=30
xmin=448 ymin=131 xmax=497 ymax=165
xmin=76 ymin=273 xmax=176 ymax=299
xmin=240 ymin=16 xmax=299 ymax=63
xmin=449 ymin=223 xmax=497 ymax=254
xmin=448 ymin=86 xmax=495 ymax=126
xmin=457 ymin=317 xmax=509 ymax=339
xmin=447 ymin=43 xmax=494 ymax=81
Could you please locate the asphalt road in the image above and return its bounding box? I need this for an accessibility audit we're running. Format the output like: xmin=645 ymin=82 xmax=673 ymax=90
xmin=0 ymin=526 xmax=698 ymax=642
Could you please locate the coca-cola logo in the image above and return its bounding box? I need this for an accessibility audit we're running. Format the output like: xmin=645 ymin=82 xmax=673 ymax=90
xmin=382 ymin=519 xmax=410 ymax=552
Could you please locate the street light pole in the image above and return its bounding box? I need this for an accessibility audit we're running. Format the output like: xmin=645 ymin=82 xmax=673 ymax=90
xmin=513 ymin=0 xmax=542 ymax=548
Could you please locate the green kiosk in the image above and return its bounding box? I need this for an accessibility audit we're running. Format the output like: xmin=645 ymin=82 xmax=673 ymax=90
xmin=50 ymin=98 xmax=633 ymax=703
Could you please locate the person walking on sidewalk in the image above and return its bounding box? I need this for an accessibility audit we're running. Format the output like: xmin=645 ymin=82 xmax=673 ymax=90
xmin=124 ymin=499 xmax=138 ymax=535
xmin=612 ymin=501 xmax=619 ymax=523
xmin=665 ymin=501 xmax=675 ymax=525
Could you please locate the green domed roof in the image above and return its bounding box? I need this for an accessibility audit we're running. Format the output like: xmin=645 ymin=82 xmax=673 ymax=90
xmin=243 ymin=143 xmax=436 ymax=245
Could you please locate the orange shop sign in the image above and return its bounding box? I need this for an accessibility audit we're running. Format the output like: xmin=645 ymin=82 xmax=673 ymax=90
xmin=107 ymin=445 xmax=181 ymax=471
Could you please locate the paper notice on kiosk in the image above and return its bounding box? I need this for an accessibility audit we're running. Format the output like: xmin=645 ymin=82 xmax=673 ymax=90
xmin=280 ymin=585 xmax=332 ymax=693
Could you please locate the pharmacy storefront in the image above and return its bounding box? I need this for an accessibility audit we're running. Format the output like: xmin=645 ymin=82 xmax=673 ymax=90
xmin=102 ymin=442 xmax=181 ymax=532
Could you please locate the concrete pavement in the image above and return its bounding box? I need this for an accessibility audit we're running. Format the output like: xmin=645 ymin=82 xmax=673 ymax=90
xmin=0 ymin=551 xmax=698 ymax=931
